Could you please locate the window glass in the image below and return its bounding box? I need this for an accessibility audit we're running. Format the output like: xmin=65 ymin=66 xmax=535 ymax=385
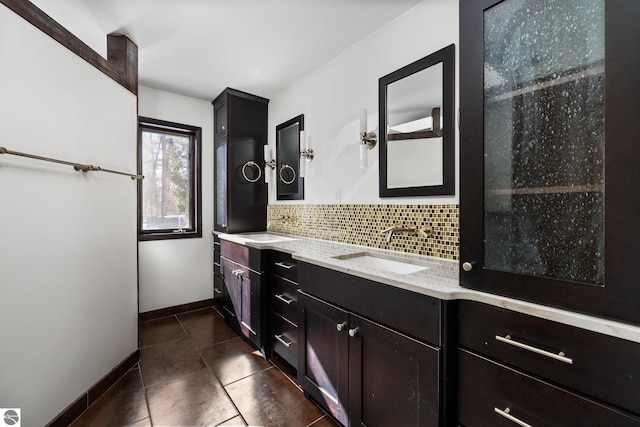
xmin=138 ymin=118 xmax=201 ymax=240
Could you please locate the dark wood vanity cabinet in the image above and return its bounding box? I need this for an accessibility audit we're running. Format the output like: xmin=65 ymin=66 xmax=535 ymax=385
xmin=457 ymin=301 xmax=640 ymax=426
xmin=213 ymin=234 xmax=223 ymax=304
xmin=268 ymin=250 xmax=299 ymax=367
xmin=220 ymin=240 xmax=266 ymax=355
xmin=213 ymin=88 xmax=268 ymax=234
xmin=298 ymin=262 xmax=450 ymax=427
xmin=459 ymin=0 xmax=640 ymax=325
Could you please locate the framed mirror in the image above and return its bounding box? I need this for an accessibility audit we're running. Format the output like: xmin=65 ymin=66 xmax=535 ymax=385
xmin=276 ymin=114 xmax=304 ymax=200
xmin=379 ymin=44 xmax=455 ymax=197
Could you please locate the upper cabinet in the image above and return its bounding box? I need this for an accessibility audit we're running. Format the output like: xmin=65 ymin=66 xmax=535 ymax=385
xmin=213 ymin=88 xmax=269 ymax=234
xmin=460 ymin=0 xmax=640 ymax=324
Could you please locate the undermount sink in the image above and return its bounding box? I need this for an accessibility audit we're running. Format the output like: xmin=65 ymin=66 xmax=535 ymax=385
xmin=333 ymin=252 xmax=429 ymax=275
xmin=236 ymin=233 xmax=298 ymax=244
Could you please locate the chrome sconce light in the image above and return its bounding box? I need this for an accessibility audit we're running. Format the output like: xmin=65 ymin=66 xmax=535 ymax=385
xmin=299 ymin=130 xmax=314 ymax=178
xmin=359 ymin=108 xmax=377 ymax=169
xmin=263 ymin=145 xmax=276 ymax=184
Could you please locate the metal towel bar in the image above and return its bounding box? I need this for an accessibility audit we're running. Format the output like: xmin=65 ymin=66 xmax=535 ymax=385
xmin=0 ymin=146 xmax=144 ymax=180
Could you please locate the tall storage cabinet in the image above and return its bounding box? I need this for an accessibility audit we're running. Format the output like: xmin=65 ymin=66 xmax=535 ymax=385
xmin=458 ymin=1 xmax=640 ymax=425
xmin=213 ymin=88 xmax=269 ymax=234
xmin=459 ymin=0 xmax=640 ymax=325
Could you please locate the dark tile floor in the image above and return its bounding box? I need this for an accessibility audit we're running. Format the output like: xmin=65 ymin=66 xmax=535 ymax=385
xmin=69 ymin=306 xmax=338 ymax=427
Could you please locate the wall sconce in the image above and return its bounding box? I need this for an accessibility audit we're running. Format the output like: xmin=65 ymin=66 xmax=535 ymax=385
xmin=359 ymin=108 xmax=377 ymax=169
xmin=299 ymin=130 xmax=314 ymax=178
xmin=263 ymin=145 xmax=276 ymax=184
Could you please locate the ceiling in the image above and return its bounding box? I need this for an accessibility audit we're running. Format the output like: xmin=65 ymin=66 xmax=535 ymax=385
xmin=31 ymin=0 xmax=424 ymax=101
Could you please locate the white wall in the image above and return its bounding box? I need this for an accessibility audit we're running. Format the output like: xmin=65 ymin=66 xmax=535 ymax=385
xmin=267 ymin=0 xmax=459 ymax=205
xmin=137 ymin=86 xmax=215 ymax=313
xmin=0 ymin=6 xmax=138 ymax=427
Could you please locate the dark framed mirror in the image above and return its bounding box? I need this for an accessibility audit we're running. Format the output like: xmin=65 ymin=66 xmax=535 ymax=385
xmin=276 ymin=114 xmax=304 ymax=200
xmin=379 ymin=44 xmax=455 ymax=197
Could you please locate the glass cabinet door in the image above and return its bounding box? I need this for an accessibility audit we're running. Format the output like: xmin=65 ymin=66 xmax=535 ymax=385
xmin=483 ymin=0 xmax=605 ymax=285
xmin=460 ymin=0 xmax=640 ymax=324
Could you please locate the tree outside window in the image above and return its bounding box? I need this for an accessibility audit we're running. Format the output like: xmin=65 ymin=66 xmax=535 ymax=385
xmin=138 ymin=117 xmax=202 ymax=240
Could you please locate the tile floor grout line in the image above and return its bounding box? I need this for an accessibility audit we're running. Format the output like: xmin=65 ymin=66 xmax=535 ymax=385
xmin=306 ymin=414 xmax=330 ymax=427
xmin=192 ymin=331 xmax=250 ymax=427
xmin=137 ymin=362 xmax=155 ymax=427
xmin=269 ymin=359 xmax=303 ymax=391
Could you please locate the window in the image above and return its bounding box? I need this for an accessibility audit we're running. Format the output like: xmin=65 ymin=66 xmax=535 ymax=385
xmin=138 ymin=117 xmax=202 ymax=240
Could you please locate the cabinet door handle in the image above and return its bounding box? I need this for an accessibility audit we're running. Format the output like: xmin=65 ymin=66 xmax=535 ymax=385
xmin=275 ymin=262 xmax=294 ymax=269
xmin=336 ymin=322 xmax=347 ymax=332
xmin=495 ymin=335 xmax=573 ymax=364
xmin=494 ymin=407 xmax=534 ymax=427
xmin=348 ymin=327 xmax=359 ymax=337
xmin=275 ymin=334 xmax=293 ymax=348
xmin=214 ymin=287 xmax=222 ymax=294
xmin=275 ymin=294 xmax=293 ymax=304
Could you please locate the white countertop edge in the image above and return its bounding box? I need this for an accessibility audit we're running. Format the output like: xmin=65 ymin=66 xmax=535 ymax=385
xmin=296 ymin=254 xmax=640 ymax=344
xmin=216 ymin=231 xmax=640 ymax=344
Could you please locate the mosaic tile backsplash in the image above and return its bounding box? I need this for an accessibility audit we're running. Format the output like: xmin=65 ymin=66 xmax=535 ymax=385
xmin=267 ymin=204 xmax=459 ymax=260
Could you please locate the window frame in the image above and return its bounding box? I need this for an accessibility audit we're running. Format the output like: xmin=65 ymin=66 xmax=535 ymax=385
xmin=137 ymin=116 xmax=202 ymax=241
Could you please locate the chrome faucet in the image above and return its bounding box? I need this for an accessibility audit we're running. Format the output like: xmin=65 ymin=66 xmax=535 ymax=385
xmin=380 ymin=224 xmax=433 ymax=243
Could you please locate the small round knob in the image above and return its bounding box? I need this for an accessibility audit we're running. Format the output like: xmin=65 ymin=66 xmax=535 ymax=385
xmin=336 ymin=322 xmax=347 ymax=332
xmin=348 ymin=328 xmax=359 ymax=337
xmin=462 ymin=261 xmax=475 ymax=272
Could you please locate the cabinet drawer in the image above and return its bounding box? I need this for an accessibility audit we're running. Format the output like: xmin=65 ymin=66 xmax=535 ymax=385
xmin=270 ymin=274 xmax=299 ymax=325
xmin=221 ymin=240 xmax=261 ymax=272
xmin=270 ymin=250 xmax=298 ymax=282
xmin=271 ymin=311 xmax=298 ymax=367
xmin=459 ymin=301 xmax=640 ymax=415
xmin=213 ymin=273 xmax=223 ymax=299
xmin=299 ymin=262 xmax=441 ymax=345
xmin=458 ymin=348 xmax=640 ymax=426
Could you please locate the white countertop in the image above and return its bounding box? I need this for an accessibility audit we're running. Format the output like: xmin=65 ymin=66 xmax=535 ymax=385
xmin=217 ymin=232 xmax=640 ymax=344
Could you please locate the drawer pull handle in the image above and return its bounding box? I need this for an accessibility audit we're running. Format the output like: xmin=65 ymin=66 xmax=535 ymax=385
xmin=214 ymin=287 xmax=222 ymax=294
xmin=495 ymin=335 xmax=573 ymax=365
xmin=336 ymin=322 xmax=347 ymax=332
xmin=494 ymin=407 xmax=533 ymax=427
xmin=275 ymin=262 xmax=294 ymax=269
xmin=348 ymin=327 xmax=359 ymax=337
xmin=275 ymin=294 xmax=294 ymax=304
xmin=275 ymin=334 xmax=293 ymax=348
xmin=214 ymin=262 xmax=221 ymax=267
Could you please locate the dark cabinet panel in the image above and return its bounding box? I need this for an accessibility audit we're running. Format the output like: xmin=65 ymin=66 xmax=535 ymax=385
xmin=459 ymin=0 xmax=640 ymax=324
xmin=270 ymin=250 xmax=298 ymax=282
xmin=220 ymin=257 xmax=240 ymax=332
xmin=458 ymin=349 xmax=640 ymax=426
xmin=213 ymin=236 xmax=223 ymax=303
xmin=270 ymin=275 xmax=299 ymax=324
xmin=219 ymin=240 xmax=265 ymax=354
xmin=270 ymin=311 xmax=298 ymax=368
xmin=459 ymin=301 xmax=640 ymax=415
xmin=298 ymin=291 xmax=350 ymax=426
xmin=299 ymin=262 xmax=441 ymax=346
xmin=299 ymin=281 xmax=445 ymax=427
xmin=267 ymin=250 xmax=300 ymax=368
xmin=348 ymin=313 xmax=440 ymax=427
xmin=213 ymin=88 xmax=268 ymax=234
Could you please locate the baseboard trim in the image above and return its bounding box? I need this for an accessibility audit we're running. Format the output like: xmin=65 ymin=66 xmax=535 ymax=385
xmin=45 ymin=349 xmax=140 ymax=427
xmin=139 ymin=298 xmax=215 ymax=322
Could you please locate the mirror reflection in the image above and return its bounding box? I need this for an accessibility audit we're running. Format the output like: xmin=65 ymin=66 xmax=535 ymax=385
xmin=276 ymin=114 xmax=304 ymax=200
xmin=379 ymin=44 xmax=455 ymax=197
